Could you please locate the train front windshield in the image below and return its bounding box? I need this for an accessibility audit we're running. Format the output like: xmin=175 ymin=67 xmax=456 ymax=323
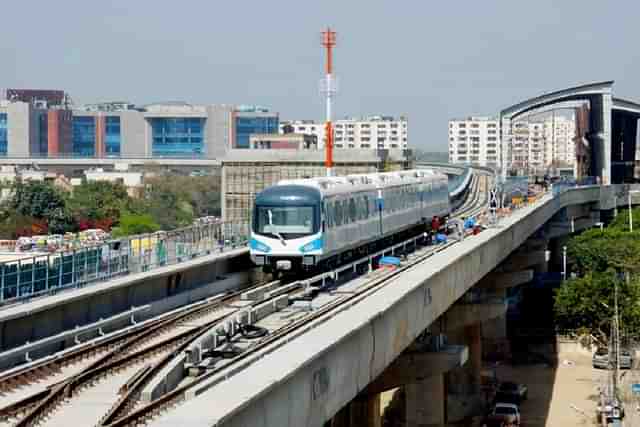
xmin=254 ymin=206 xmax=317 ymax=239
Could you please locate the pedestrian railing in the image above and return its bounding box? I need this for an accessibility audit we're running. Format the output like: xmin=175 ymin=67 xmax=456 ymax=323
xmin=0 ymin=220 xmax=249 ymax=306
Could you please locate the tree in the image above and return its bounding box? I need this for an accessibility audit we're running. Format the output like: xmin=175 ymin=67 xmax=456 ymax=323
xmin=554 ymin=270 xmax=640 ymax=336
xmin=111 ymin=213 xmax=160 ymax=237
xmin=567 ymin=228 xmax=640 ymax=275
xmin=68 ymin=181 xmax=133 ymax=229
xmin=8 ymin=180 xmax=74 ymax=234
xmin=142 ymin=176 xmax=196 ymax=229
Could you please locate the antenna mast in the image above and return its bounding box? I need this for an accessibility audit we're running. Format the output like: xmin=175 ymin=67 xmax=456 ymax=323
xmin=321 ymin=27 xmax=337 ymax=177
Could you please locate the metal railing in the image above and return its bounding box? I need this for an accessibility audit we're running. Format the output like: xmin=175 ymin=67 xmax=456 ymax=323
xmin=551 ymin=176 xmax=599 ymax=196
xmin=0 ymin=221 xmax=249 ymax=306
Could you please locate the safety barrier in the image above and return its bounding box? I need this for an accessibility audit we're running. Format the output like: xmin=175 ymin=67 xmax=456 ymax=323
xmin=551 ymin=177 xmax=598 ymax=196
xmin=0 ymin=221 xmax=249 ymax=305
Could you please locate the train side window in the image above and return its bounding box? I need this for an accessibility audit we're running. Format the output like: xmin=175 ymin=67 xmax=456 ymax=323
xmin=337 ymin=200 xmax=344 ymax=226
xmin=363 ymin=195 xmax=369 ymax=218
xmin=327 ymin=201 xmax=334 ymax=228
xmin=348 ymin=198 xmax=356 ymax=223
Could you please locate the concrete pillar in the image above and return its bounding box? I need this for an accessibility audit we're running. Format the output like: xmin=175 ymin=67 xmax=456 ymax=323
xmin=350 ymin=395 xmax=381 ymax=427
xmin=330 ymin=395 xmax=381 ymax=427
xmin=465 ymin=323 xmax=482 ymax=394
xmin=406 ymin=374 xmax=446 ymax=427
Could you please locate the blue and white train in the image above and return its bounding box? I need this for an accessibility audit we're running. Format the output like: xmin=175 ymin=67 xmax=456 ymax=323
xmin=249 ymin=169 xmax=450 ymax=273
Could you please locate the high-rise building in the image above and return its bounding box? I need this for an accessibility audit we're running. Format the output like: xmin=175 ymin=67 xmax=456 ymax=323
xmin=279 ymin=115 xmax=408 ymax=150
xmin=448 ymin=117 xmax=500 ymax=168
xmin=448 ymin=115 xmax=577 ymax=173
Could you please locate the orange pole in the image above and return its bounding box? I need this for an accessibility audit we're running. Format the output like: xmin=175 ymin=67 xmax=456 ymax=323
xmin=325 ymin=121 xmax=333 ymax=170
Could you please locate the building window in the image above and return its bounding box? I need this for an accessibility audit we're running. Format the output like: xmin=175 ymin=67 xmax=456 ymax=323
xmin=234 ymin=116 xmax=278 ymax=149
xmin=488 ymin=137 xmax=497 ymax=141
xmin=0 ymin=113 xmax=6 ymax=156
xmin=105 ymin=116 xmax=121 ymax=156
xmin=73 ymin=116 xmax=96 ymax=157
xmin=151 ymin=117 xmax=204 ymax=156
xmin=471 ymin=123 xmax=479 ymax=128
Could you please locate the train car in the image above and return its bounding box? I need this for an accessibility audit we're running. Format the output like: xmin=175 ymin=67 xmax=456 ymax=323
xmin=250 ymin=169 xmax=450 ymax=273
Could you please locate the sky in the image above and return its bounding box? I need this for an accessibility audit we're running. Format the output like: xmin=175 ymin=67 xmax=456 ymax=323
xmin=1 ymin=1 xmax=639 ymax=151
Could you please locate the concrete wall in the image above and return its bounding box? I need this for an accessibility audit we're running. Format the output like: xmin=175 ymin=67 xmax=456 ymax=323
xmin=120 ymin=110 xmax=149 ymax=157
xmin=7 ymin=102 xmax=31 ymax=157
xmin=0 ymin=250 xmax=253 ymax=352
xmin=206 ymin=105 xmax=233 ymax=159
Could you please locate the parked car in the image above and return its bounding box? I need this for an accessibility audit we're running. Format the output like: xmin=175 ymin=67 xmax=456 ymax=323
xmin=619 ymin=349 xmax=634 ymax=369
xmin=494 ymin=381 xmax=528 ymax=404
xmin=593 ymin=347 xmax=610 ymax=369
xmin=483 ymin=403 xmax=520 ymax=426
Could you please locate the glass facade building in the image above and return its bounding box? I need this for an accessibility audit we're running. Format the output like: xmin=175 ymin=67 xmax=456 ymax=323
xmin=151 ymin=117 xmax=204 ymax=157
xmin=105 ymin=116 xmax=121 ymax=156
xmin=0 ymin=113 xmax=7 ymax=156
xmin=235 ymin=116 xmax=279 ymax=148
xmin=73 ymin=116 xmax=96 ymax=157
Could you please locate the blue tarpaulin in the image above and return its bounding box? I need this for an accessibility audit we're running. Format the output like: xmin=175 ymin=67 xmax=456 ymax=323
xmin=435 ymin=233 xmax=447 ymax=243
xmin=464 ymin=217 xmax=476 ymax=229
xmin=379 ymin=256 xmax=401 ymax=266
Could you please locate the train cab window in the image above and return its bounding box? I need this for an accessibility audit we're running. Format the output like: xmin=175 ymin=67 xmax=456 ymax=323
xmin=254 ymin=205 xmax=317 ymax=239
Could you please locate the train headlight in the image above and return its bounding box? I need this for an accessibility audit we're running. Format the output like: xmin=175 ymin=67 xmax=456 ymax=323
xmin=249 ymin=239 xmax=271 ymax=253
xmin=299 ymin=238 xmax=322 ymax=253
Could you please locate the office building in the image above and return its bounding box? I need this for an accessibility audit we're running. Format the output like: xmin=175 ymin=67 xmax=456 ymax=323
xmin=279 ymin=115 xmax=408 ymax=150
xmin=0 ymin=91 xmax=279 ymax=160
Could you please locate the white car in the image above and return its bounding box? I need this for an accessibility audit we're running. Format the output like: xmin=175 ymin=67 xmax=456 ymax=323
xmin=492 ymin=403 xmax=520 ymax=426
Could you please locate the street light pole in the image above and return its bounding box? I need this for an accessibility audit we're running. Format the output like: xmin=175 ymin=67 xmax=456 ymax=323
xmin=562 ymin=245 xmax=567 ymax=281
xmin=629 ymin=192 xmax=633 ymax=232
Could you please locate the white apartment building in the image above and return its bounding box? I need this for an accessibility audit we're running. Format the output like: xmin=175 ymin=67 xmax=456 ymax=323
xmin=280 ymin=116 xmax=408 ymax=150
xmin=544 ymin=115 xmax=576 ymax=167
xmin=448 ymin=115 xmax=576 ymax=173
xmin=448 ymin=117 xmax=500 ymax=168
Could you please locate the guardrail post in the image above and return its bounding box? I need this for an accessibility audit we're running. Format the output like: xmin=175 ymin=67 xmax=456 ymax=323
xmin=45 ymin=254 xmax=50 ymax=293
xmin=71 ymin=249 xmax=76 ymax=287
xmin=31 ymin=257 xmax=35 ymax=295
xmin=16 ymin=260 xmax=21 ymax=298
xmin=0 ymin=264 xmax=4 ymax=303
xmin=58 ymin=254 xmax=63 ymax=288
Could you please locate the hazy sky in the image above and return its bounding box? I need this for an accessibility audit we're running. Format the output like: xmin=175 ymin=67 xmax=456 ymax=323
xmin=2 ymin=1 xmax=639 ymax=151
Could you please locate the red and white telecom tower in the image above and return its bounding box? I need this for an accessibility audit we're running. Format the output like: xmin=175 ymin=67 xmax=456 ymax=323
xmin=321 ymin=27 xmax=337 ymax=177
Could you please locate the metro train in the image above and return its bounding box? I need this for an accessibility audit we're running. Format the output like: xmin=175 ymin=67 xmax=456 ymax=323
xmin=249 ymin=169 xmax=451 ymax=274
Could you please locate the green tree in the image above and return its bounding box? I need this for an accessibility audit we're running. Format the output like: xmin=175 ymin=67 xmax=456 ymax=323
xmin=8 ymin=180 xmax=74 ymax=233
xmin=554 ymin=270 xmax=640 ymax=336
xmin=142 ymin=176 xmax=196 ymax=229
xmin=567 ymin=228 xmax=640 ymax=275
xmin=608 ymin=207 xmax=640 ymax=232
xmin=68 ymin=180 xmax=132 ymax=224
xmin=111 ymin=213 xmax=160 ymax=237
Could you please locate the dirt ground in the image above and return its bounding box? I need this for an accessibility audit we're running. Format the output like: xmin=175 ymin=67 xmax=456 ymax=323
xmin=494 ymin=353 xmax=606 ymax=427
xmin=378 ymin=353 xmax=620 ymax=426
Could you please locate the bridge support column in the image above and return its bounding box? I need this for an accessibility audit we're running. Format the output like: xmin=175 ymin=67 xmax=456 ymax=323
xmin=329 ymin=394 xmax=381 ymax=427
xmin=405 ymin=373 xmax=446 ymax=427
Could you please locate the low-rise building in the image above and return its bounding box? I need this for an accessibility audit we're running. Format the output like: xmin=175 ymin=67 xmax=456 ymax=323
xmin=280 ymin=115 xmax=408 ymax=150
xmin=249 ymin=133 xmax=317 ymax=150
